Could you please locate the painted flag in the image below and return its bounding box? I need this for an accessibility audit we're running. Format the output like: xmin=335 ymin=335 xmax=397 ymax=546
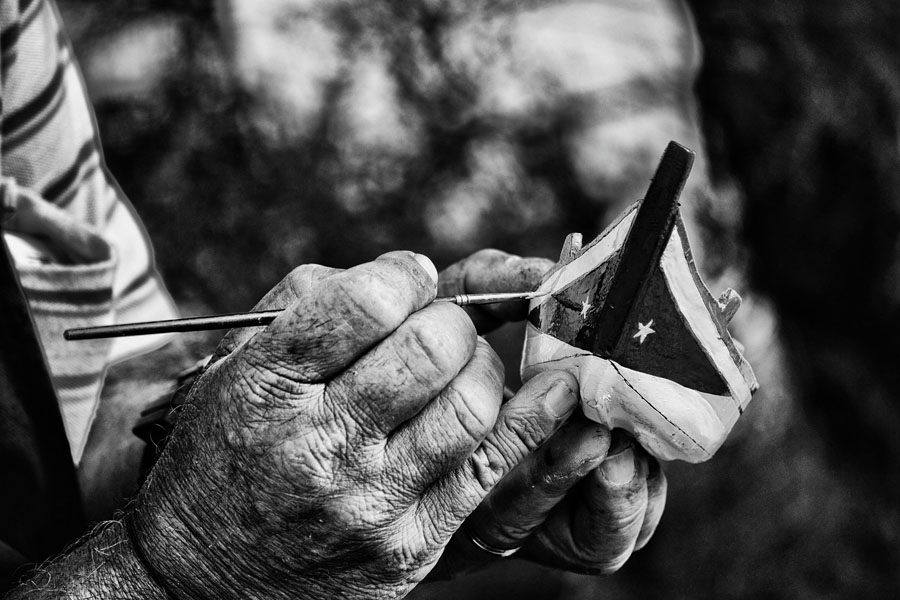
xmin=521 ymin=143 xmax=758 ymax=462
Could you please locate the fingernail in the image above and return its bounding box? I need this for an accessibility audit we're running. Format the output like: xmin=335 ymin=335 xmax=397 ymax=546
xmin=413 ymin=253 xmax=439 ymax=285
xmin=600 ymin=447 xmax=635 ymax=486
xmin=575 ymin=425 xmax=612 ymax=474
xmin=545 ymin=380 xmax=577 ymax=419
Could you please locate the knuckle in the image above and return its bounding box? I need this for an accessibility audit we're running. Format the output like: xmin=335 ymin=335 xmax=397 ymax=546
xmin=430 ymin=302 xmax=478 ymax=340
xmin=402 ymin=308 xmax=475 ymax=378
xmin=238 ymin=344 xmax=311 ymax=405
xmin=330 ymin=273 xmax=409 ymax=334
xmin=329 ymin=366 xmax=398 ymax=431
xmin=336 ymin=494 xmax=394 ymax=531
xmin=282 ymin=264 xmax=324 ymax=303
xmin=380 ymin=517 xmax=441 ymax=580
xmin=279 ymin=426 xmax=343 ymax=492
xmin=443 ymin=381 xmax=497 ymax=442
xmin=465 ymin=409 xmax=557 ymax=494
xmin=416 ymin=484 xmax=465 ymax=542
xmin=378 ymin=451 xmax=427 ymax=497
xmin=407 ymin=324 xmax=457 ymax=377
xmin=284 ymin=264 xmax=310 ymax=295
xmin=414 ymin=506 xmax=446 ymax=552
xmin=501 ymin=410 xmax=551 ymax=455
xmin=473 ymin=337 xmax=505 ymax=385
xmin=467 ymin=445 xmax=510 ymax=494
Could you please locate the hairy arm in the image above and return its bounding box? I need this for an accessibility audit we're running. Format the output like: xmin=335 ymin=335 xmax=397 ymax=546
xmin=6 ymin=521 xmax=165 ymax=600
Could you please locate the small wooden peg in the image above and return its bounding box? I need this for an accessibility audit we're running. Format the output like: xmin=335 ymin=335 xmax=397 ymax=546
xmin=717 ymin=288 xmax=742 ymax=324
xmin=559 ymin=233 xmax=583 ymax=265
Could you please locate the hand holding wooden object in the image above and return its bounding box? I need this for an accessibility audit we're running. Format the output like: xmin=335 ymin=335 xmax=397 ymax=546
xmin=521 ymin=142 xmax=759 ymax=463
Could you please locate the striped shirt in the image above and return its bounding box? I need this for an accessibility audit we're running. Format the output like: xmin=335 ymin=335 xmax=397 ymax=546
xmin=1 ymin=0 xmax=177 ymax=464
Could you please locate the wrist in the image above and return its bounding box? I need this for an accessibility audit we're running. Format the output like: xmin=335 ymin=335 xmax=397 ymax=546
xmin=126 ymin=407 xmax=349 ymax=600
xmin=127 ymin=414 xmax=239 ymax=600
xmin=6 ymin=521 xmax=168 ymax=600
xmin=126 ymin=396 xmax=294 ymax=600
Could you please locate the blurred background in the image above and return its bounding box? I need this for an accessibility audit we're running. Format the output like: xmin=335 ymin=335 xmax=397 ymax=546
xmin=55 ymin=0 xmax=900 ymax=597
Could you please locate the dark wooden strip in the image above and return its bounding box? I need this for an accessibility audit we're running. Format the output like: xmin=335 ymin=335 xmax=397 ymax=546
xmin=584 ymin=141 xmax=694 ymax=357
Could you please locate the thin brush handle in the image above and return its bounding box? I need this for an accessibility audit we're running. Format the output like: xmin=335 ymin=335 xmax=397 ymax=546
xmin=64 ymin=291 xmax=540 ymax=340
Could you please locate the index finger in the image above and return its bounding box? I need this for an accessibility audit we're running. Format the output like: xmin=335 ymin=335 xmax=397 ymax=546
xmin=438 ymin=249 xmax=554 ymax=333
xmin=245 ymin=251 xmax=439 ymax=382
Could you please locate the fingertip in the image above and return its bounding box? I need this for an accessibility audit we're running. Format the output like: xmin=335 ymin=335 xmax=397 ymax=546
xmin=533 ymin=418 xmax=610 ymax=492
xmin=413 ymin=253 xmax=439 ymax=286
xmin=584 ymin=422 xmax=613 ymax=466
xmin=455 ymin=250 xmax=554 ymax=296
xmin=545 ymin=378 xmax=578 ymax=420
xmin=517 ymin=370 xmax=580 ymax=421
xmin=376 ymin=250 xmax=438 ymax=290
xmin=511 ymin=255 xmax=556 ymax=288
xmin=522 ymin=369 xmax=579 ymax=398
xmin=597 ymin=432 xmax=655 ymax=488
xmin=538 ymin=436 xmax=653 ymax=575
xmin=599 ymin=446 xmax=636 ymax=486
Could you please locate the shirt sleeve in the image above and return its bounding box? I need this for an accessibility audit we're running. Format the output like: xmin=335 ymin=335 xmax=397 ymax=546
xmin=1 ymin=0 xmax=178 ymax=463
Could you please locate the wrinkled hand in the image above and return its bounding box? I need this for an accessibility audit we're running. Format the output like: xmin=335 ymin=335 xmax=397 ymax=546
xmin=128 ymin=251 xmax=579 ymax=600
xmin=433 ymin=423 xmax=667 ymax=577
xmin=429 ymin=249 xmax=668 ymax=578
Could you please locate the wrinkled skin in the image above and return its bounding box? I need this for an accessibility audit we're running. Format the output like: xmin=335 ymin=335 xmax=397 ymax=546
xmin=232 ymin=248 xmax=668 ymax=579
xmin=433 ymin=250 xmax=667 ymax=578
xmin=128 ymin=251 xmax=583 ymax=600
xmin=82 ymin=249 xmax=664 ymax=600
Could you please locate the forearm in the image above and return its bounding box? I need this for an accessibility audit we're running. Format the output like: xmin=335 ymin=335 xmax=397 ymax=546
xmin=5 ymin=521 xmax=167 ymax=600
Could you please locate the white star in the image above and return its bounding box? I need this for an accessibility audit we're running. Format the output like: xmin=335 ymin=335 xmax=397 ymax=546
xmin=633 ymin=319 xmax=655 ymax=344
xmin=581 ymin=297 xmax=593 ymax=319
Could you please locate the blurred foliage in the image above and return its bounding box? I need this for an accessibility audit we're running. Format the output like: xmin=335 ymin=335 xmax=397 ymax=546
xmin=59 ymin=0 xmax=711 ymax=311
xmin=56 ymin=0 xmax=900 ymax=597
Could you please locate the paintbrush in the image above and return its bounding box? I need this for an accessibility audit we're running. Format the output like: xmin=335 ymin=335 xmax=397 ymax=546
xmin=64 ymin=291 xmax=544 ymax=340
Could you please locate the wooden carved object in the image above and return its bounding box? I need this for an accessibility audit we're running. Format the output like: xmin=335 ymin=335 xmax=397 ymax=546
xmin=521 ymin=142 xmax=759 ymax=463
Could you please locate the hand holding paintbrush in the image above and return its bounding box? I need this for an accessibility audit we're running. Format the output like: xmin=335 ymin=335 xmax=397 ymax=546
xmin=64 ymin=291 xmax=544 ymax=340
xmin=66 ymin=249 xmax=557 ymax=340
